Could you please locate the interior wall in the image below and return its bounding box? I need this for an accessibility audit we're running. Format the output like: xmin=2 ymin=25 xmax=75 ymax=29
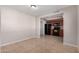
xmin=40 ymin=19 xmax=46 ymax=36
xmin=0 ymin=7 xmax=36 ymax=46
xmin=35 ymin=17 xmax=40 ymax=38
xmin=63 ymin=6 xmax=77 ymax=46
xmin=0 ymin=9 xmax=1 ymax=43
xmin=77 ymin=6 xmax=79 ymax=49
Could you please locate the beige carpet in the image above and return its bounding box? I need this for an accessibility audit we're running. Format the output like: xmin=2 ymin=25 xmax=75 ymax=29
xmin=0 ymin=35 xmax=78 ymax=53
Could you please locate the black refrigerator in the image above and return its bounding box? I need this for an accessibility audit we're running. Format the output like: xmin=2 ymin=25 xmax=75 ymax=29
xmin=45 ymin=24 xmax=51 ymax=35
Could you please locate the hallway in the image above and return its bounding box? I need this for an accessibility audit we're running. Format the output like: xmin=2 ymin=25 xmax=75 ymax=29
xmin=0 ymin=36 xmax=78 ymax=53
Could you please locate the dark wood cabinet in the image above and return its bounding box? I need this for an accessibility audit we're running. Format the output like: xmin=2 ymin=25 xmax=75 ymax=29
xmin=53 ymin=23 xmax=60 ymax=36
xmin=45 ymin=24 xmax=51 ymax=35
xmin=59 ymin=30 xmax=63 ymax=37
xmin=45 ymin=18 xmax=63 ymax=37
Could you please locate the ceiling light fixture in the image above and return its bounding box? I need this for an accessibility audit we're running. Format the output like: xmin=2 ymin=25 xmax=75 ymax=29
xmin=30 ymin=5 xmax=38 ymax=9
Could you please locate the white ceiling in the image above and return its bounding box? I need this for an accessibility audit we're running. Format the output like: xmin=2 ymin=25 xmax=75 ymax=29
xmin=0 ymin=5 xmax=70 ymax=16
xmin=43 ymin=13 xmax=63 ymax=20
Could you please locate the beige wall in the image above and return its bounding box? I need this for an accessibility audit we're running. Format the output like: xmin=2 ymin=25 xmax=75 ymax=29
xmin=63 ymin=6 xmax=77 ymax=46
xmin=77 ymin=6 xmax=79 ymax=50
xmin=40 ymin=19 xmax=46 ymax=36
xmin=35 ymin=17 xmax=40 ymax=38
xmin=0 ymin=7 xmax=36 ymax=46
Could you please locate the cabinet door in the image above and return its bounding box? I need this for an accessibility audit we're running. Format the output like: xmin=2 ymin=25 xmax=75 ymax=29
xmin=45 ymin=24 xmax=51 ymax=35
xmin=45 ymin=24 xmax=48 ymax=35
xmin=47 ymin=24 xmax=51 ymax=35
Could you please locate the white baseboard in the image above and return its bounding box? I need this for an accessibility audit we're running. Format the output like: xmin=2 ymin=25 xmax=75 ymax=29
xmin=64 ymin=43 xmax=78 ymax=48
xmin=0 ymin=36 xmax=37 ymax=47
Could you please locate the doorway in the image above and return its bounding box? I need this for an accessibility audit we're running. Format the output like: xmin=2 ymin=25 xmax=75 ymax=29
xmin=44 ymin=18 xmax=63 ymax=37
